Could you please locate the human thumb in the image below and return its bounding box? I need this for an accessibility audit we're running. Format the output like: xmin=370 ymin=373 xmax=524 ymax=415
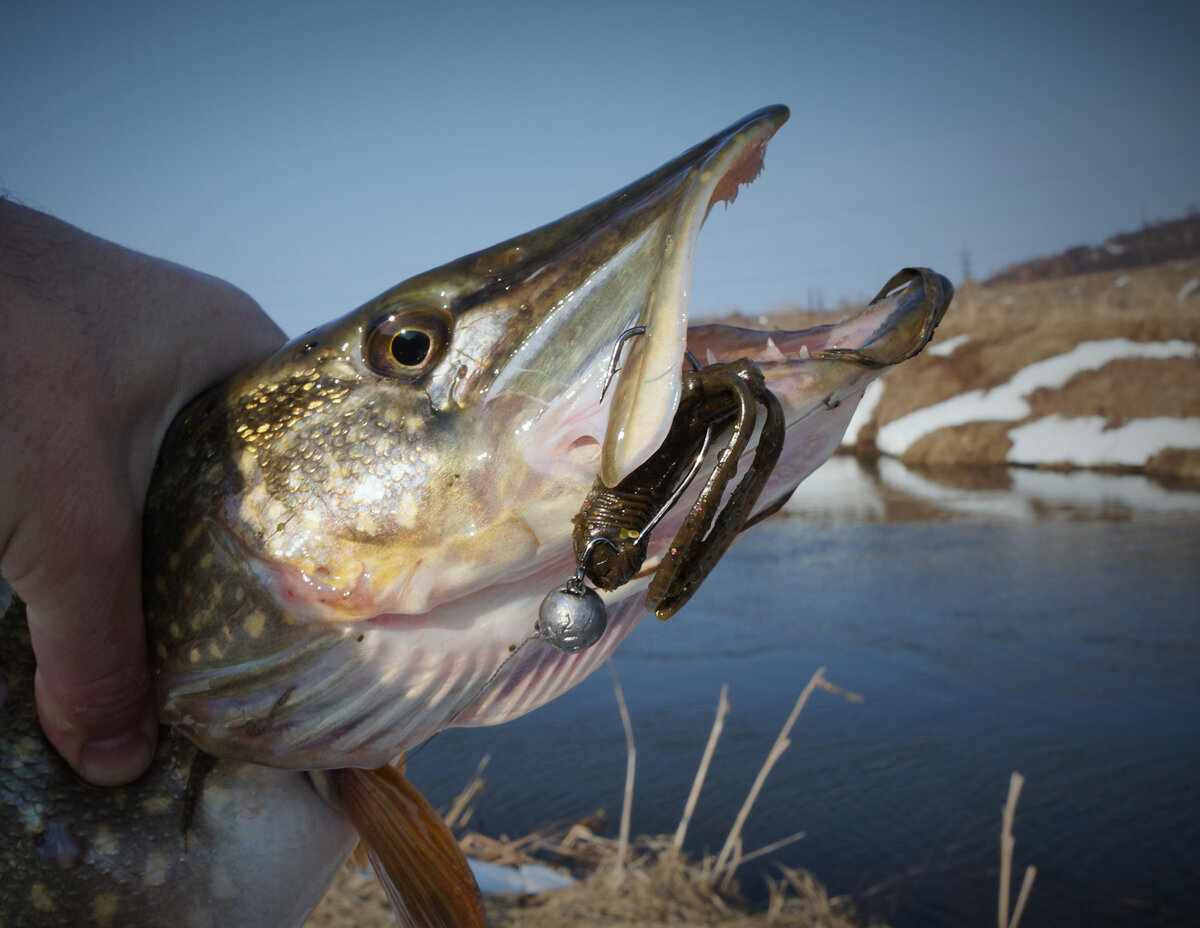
xmin=26 ymin=547 xmax=158 ymax=787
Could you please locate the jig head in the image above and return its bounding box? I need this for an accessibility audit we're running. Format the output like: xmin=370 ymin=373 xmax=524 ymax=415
xmin=535 ymin=539 xmax=613 ymax=654
xmin=537 ymin=332 xmax=785 ymax=653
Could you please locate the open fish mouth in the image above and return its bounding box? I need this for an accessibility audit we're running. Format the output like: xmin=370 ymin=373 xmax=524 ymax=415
xmin=587 ymin=105 xmax=790 ymax=486
xmin=451 ymin=267 xmax=952 ymax=731
xmin=145 ymin=106 xmax=951 ymax=770
xmin=472 ymin=105 xmax=793 ymax=499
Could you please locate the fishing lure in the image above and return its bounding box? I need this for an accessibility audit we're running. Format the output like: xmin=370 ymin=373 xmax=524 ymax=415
xmin=538 ymin=341 xmax=784 ymax=652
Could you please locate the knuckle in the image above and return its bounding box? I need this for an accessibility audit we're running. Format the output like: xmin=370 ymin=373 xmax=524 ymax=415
xmin=56 ymin=665 xmax=151 ymax=732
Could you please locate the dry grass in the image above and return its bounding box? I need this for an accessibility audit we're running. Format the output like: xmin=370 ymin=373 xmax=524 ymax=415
xmin=672 ymin=684 xmax=729 ymax=853
xmin=309 ymin=830 xmax=868 ymax=926
xmin=306 ymin=675 xmax=1040 ymax=928
xmin=483 ymin=853 xmax=866 ymax=928
xmin=307 ymin=669 xmax=877 ymax=928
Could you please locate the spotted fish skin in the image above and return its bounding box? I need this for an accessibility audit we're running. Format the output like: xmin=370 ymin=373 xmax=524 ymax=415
xmin=0 ymin=581 xmax=356 ymax=928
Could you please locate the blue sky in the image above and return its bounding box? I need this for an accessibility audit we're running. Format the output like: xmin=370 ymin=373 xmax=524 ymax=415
xmin=4 ymin=1 xmax=1197 ymax=334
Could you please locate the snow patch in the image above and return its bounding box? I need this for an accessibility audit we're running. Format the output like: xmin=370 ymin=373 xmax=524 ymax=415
xmin=469 ymin=858 xmax=575 ymax=894
xmin=1007 ymin=415 xmax=1200 ymax=467
xmin=841 ymin=380 xmax=884 ymax=447
xmin=927 ymin=333 xmax=970 ymax=357
xmin=875 ymin=339 xmax=1200 ymax=457
xmin=1178 ymin=278 xmax=1199 ymax=302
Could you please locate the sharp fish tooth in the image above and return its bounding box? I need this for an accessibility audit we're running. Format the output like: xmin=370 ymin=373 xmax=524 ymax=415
xmin=706 ymin=349 xmax=718 ymax=366
xmin=763 ymin=336 xmax=787 ymax=363
xmin=797 ymin=344 xmax=811 ymax=360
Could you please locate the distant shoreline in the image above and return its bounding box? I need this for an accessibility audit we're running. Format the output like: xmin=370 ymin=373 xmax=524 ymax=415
xmin=754 ymin=257 xmax=1200 ymax=485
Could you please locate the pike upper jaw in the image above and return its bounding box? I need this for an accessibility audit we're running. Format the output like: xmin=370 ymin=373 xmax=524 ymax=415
xmin=592 ymin=106 xmax=788 ymax=486
xmin=492 ymin=107 xmax=790 ymax=488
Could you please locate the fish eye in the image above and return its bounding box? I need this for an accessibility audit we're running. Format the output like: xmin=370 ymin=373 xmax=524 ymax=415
xmin=366 ymin=308 xmax=452 ymax=379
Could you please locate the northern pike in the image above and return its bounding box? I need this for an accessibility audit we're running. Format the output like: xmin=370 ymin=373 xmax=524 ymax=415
xmin=0 ymin=105 xmax=951 ymax=927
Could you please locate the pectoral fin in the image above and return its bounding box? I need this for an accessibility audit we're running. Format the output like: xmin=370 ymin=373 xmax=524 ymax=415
xmin=312 ymin=766 xmax=486 ymax=928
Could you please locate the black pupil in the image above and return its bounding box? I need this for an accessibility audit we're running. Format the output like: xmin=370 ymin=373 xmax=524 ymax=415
xmin=390 ymin=329 xmax=431 ymax=366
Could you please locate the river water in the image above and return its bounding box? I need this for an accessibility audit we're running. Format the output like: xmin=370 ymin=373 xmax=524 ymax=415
xmin=410 ymin=457 xmax=1200 ymax=928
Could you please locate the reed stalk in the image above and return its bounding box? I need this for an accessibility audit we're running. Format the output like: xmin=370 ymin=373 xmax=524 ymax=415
xmin=608 ymin=661 xmax=636 ymax=883
xmin=672 ymin=684 xmax=730 ymax=853
xmin=711 ymin=667 xmax=826 ymax=881
xmin=998 ymin=770 xmax=1036 ymax=928
xmin=443 ymin=754 xmax=490 ymax=831
xmin=710 ymin=830 xmax=807 ymax=883
xmin=1011 ymin=865 xmax=1037 ymax=928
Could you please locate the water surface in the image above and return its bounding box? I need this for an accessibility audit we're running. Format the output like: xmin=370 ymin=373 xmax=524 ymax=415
xmin=410 ymin=459 xmax=1200 ymax=928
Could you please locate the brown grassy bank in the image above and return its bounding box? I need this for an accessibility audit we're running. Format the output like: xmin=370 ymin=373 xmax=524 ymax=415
xmin=756 ymin=258 xmax=1200 ymax=482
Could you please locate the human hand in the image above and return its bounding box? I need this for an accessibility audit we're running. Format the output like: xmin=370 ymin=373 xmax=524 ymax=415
xmin=0 ymin=199 xmax=286 ymax=785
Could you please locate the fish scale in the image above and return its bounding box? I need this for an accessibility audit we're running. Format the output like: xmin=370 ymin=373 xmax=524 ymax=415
xmin=0 ymin=580 xmax=359 ymax=928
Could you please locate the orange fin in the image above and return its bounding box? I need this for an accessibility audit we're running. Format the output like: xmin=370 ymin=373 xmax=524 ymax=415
xmin=345 ymin=839 xmax=370 ymax=874
xmin=322 ymin=766 xmax=486 ymax=928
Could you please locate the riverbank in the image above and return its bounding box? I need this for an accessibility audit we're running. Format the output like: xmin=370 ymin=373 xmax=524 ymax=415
xmin=761 ymin=257 xmax=1200 ymax=482
xmin=302 ymin=662 xmax=1045 ymax=928
xmin=851 ymin=259 xmax=1200 ymax=481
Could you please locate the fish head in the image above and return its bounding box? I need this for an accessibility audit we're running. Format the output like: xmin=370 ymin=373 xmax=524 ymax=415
xmin=163 ymin=106 xmax=787 ymax=617
xmin=144 ymin=106 xmax=951 ymax=769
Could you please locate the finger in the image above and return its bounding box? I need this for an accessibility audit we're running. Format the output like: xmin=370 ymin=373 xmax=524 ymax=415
xmin=26 ymin=537 xmax=158 ymax=786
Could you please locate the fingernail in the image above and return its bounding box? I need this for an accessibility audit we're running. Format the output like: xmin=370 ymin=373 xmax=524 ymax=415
xmin=79 ymin=726 xmax=156 ymax=787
